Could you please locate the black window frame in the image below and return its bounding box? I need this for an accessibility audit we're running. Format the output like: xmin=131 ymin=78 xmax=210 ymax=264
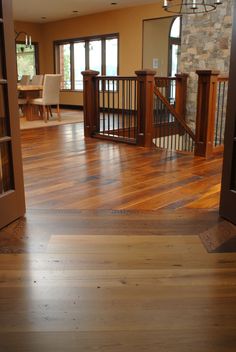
xmin=54 ymin=33 xmax=119 ymax=92
xmin=168 ymin=16 xmax=182 ymax=77
xmin=15 ymin=41 xmax=40 ymax=81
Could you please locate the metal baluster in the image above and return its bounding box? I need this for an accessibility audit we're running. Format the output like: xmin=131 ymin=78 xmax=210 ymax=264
xmin=215 ymin=82 xmax=221 ymax=146
xmin=157 ymin=95 xmax=160 ymax=146
xmin=182 ymin=132 xmax=185 ymax=151
xmin=112 ymin=79 xmax=115 ymax=137
xmin=174 ymin=121 xmax=177 ymax=151
xmin=134 ymin=79 xmax=137 ymax=142
xmin=170 ymin=111 xmax=173 ymax=152
xmin=118 ymin=80 xmax=120 ymax=138
xmin=219 ymin=82 xmax=226 ymax=145
xmin=102 ymin=79 xmax=105 ymax=134
xmin=178 ymin=122 xmax=181 ymax=151
xmin=127 ymin=80 xmax=130 ymax=139
xmin=107 ymin=79 xmax=110 ymax=134
xmin=97 ymin=78 xmax=100 ymax=133
xmin=167 ymin=106 xmax=170 ymax=151
xmin=164 ymin=104 xmax=168 ymax=150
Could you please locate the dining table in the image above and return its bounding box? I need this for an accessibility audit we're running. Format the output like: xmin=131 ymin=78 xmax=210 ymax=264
xmin=17 ymin=84 xmax=43 ymax=121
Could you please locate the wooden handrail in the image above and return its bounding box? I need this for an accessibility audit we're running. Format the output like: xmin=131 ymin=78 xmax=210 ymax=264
xmin=154 ymin=86 xmax=196 ymax=141
xmin=96 ymin=76 xmax=138 ymax=81
xmin=217 ymin=76 xmax=229 ymax=82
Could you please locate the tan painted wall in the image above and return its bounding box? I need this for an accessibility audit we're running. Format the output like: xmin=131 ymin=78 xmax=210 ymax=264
xmin=15 ymin=3 xmax=172 ymax=105
xmin=14 ymin=21 xmax=45 ymax=73
xmin=143 ymin=17 xmax=173 ymax=76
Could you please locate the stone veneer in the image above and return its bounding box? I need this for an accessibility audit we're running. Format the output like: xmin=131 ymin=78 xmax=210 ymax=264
xmin=179 ymin=0 xmax=233 ymax=126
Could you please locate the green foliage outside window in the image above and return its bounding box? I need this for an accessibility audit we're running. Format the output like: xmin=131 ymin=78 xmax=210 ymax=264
xmin=62 ymin=44 xmax=71 ymax=89
xmin=16 ymin=44 xmax=36 ymax=80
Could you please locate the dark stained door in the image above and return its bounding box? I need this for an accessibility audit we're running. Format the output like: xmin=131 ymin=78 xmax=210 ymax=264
xmin=0 ymin=0 xmax=25 ymax=229
xmin=220 ymin=1 xmax=236 ymax=225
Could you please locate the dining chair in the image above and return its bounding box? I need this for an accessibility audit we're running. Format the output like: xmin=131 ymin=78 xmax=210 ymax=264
xmin=29 ymin=74 xmax=62 ymax=123
xmin=31 ymin=75 xmax=44 ymax=85
xmin=19 ymin=75 xmax=30 ymax=85
xmin=18 ymin=98 xmax=27 ymax=116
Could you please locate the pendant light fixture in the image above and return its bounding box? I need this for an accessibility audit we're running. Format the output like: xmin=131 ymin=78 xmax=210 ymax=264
xmin=163 ymin=0 xmax=223 ymax=14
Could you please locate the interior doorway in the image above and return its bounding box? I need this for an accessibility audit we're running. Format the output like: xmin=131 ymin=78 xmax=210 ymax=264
xmin=142 ymin=16 xmax=181 ymax=77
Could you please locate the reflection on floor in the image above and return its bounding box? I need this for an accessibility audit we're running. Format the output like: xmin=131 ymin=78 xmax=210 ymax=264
xmin=1 ymin=123 xmax=236 ymax=351
xmin=21 ymin=123 xmax=223 ymax=211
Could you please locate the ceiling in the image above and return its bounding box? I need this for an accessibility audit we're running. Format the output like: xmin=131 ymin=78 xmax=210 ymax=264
xmin=13 ymin=0 xmax=159 ymax=23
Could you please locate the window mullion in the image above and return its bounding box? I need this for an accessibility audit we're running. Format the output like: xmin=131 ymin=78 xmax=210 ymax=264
xmin=102 ymin=39 xmax=106 ymax=76
xmin=70 ymin=43 xmax=75 ymax=90
xmin=85 ymin=41 xmax=89 ymax=70
xmin=54 ymin=34 xmax=119 ymax=90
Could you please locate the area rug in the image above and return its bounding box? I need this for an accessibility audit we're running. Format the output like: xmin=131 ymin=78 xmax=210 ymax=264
xmin=20 ymin=110 xmax=84 ymax=130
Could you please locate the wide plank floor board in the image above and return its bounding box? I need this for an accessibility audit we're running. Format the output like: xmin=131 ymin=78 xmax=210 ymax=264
xmin=20 ymin=124 xmax=223 ymax=210
xmin=0 ymin=124 xmax=235 ymax=351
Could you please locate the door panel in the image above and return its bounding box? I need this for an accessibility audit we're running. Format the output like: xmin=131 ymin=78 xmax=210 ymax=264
xmin=0 ymin=0 xmax=25 ymax=229
xmin=219 ymin=1 xmax=236 ymax=224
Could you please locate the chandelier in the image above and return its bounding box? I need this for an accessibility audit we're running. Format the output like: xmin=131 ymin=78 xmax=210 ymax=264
xmin=15 ymin=31 xmax=32 ymax=48
xmin=163 ymin=0 xmax=223 ymax=14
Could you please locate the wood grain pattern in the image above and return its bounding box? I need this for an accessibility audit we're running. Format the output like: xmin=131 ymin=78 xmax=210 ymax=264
xmin=0 ymin=123 xmax=234 ymax=351
xmin=20 ymin=123 xmax=223 ymax=211
xmin=0 ymin=209 xmax=236 ymax=351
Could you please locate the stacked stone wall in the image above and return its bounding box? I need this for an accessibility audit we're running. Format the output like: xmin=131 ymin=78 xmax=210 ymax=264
xmin=180 ymin=1 xmax=233 ymax=126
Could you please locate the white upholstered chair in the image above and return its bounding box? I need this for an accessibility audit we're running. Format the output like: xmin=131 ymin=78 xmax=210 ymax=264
xmin=18 ymin=75 xmax=30 ymax=112
xmin=19 ymin=75 xmax=30 ymax=85
xmin=18 ymin=98 xmax=27 ymax=115
xmin=29 ymin=74 xmax=61 ymax=123
xmin=31 ymin=75 xmax=44 ymax=85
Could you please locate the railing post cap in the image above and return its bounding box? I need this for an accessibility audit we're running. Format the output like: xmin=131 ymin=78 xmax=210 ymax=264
xmin=135 ymin=69 xmax=156 ymax=76
xmin=81 ymin=70 xmax=100 ymax=76
xmin=196 ymin=70 xmax=220 ymax=76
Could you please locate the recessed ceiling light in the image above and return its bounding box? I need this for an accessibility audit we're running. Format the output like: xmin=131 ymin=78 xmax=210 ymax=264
xmin=111 ymin=2 xmax=117 ymax=5
xmin=72 ymin=10 xmax=79 ymax=13
xmin=41 ymin=17 xmax=47 ymax=20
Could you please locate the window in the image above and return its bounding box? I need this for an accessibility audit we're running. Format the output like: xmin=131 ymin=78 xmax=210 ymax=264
xmin=16 ymin=43 xmax=39 ymax=80
xmin=106 ymin=38 xmax=118 ymax=76
xmin=89 ymin=40 xmax=102 ymax=73
xmin=55 ymin=34 xmax=119 ymax=91
xmin=170 ymin=16 xmax=181 ymax=39
xmin=168 ymin=17 xmax=181 ymax=77
xmin=74 ymin=42 xmax=85 ymax=90
xmin=59 ymin=43 xmax=71 ymax=90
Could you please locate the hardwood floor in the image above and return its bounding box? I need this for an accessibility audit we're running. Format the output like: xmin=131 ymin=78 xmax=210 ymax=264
xmin=21 ymin=123 xmax=222 ymax=211
xmin=0 ymin=209 xmax=236 ymax=351
xmin=1 ymin=123 xmax=236 ymax=351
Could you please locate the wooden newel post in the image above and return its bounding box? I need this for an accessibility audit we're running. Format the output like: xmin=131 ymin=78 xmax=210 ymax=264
xmin=175 ymin=73 xmax=188 ymax=120
xmin=135 ymin=69 xmax=156 ymax=147
xmin=194 ymin=70 xmax=219 ymax=158
xmin=82 ymin=70 xmax=99 ymax=137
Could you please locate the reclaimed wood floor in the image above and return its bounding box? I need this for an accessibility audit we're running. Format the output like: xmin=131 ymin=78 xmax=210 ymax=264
xmin=21 ymin=123 xmax=222 ymax=211
xmin=1 ymin=122 xmax=236 ymax=351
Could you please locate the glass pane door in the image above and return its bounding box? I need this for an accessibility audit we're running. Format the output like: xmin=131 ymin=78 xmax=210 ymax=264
xmin=0 ymin=0 xmax=25 ymax=229
xmin=74 ymin=42 xmax=85 ymax=90
xmin=89 ymin=40 xmax=102 ymax=73
xmin=220 ymin=2 xmax=236 ymax=225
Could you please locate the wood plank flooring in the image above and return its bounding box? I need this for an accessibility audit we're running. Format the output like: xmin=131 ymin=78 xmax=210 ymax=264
xmin=21 ymin=123 xmax=223 ymax=211
xmin=1 ymin=210 xmax=236 ymax=351
xmin=1 ymin=122 xmax=236 ymax=351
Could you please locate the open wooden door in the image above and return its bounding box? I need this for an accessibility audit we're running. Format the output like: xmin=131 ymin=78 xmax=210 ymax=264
xmin=0 ymin=0 xmax=25 ymax=229
xmin=219 ymin=1 xmax=236 ymax=225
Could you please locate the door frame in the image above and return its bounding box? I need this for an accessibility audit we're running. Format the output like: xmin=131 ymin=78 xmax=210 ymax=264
xmin=219 ymin=0 xmax=236 ymax=224
xmin=0 ymin=0 xmax=25 ymax=229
